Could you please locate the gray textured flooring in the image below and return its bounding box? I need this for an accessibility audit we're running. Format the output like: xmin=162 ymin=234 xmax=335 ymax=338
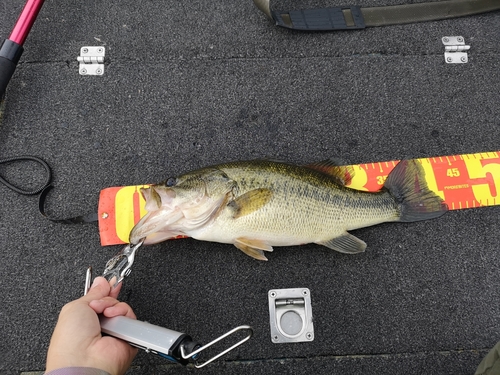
xmin=1 ymin=0 xmax=499 ymax=374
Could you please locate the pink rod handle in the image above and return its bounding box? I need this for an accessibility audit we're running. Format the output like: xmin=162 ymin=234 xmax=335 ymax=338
xmin=9 ymin=0 xmax=45 ymax=46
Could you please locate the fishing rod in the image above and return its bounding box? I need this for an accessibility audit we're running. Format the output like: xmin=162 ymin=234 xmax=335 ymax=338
xmin=0 ymin=0 xmax=62 ymax=211
xmin=0 ymin=0 xmax=101 ymax=222
xmin=0 ymin=0 xmax=45 ymax=98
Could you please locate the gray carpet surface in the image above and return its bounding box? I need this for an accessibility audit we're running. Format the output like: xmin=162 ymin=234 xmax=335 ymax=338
xmin=1 ymin=0 xmax=499 ymax=374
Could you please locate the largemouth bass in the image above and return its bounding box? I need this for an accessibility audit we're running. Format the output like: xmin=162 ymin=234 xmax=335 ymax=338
xmin=129 ymin=159 xmax=447 ymax=260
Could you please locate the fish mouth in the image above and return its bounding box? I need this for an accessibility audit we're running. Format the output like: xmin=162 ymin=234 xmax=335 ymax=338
xmin=129 ymin=186 xmax=184 ymax=245
xmin=143 ymin=185 xmax=176 ymax=210
xmin=129 ymin=185 xmax=229 ymax=245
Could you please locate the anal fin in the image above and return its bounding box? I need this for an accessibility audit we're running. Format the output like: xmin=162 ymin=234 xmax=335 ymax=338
xmin=317 ymin=233 xmax=366 ymax=254
xmin=234 ymin=237 xmax=273 ymax=261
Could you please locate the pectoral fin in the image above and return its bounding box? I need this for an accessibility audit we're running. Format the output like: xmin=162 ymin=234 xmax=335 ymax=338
xmin=317 ymin=233 xmax=367 ymax=254
xmin=234 ymin=237 xmax=273 ymax=261
xmin=229 ymin=188 xmax=273 ymax=219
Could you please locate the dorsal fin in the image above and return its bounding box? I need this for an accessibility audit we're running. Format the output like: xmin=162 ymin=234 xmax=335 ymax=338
xmin=305 ymin=159 xmax=355 ymax=185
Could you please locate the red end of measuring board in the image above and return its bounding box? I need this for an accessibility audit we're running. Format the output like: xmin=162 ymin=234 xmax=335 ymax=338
xmin=346 ymin=152 xmax=499 ymax=210
xmin=98 ymin=151 xmax=500 ymax=246
xmin=98 ymin=184 xmax=187 ymax=246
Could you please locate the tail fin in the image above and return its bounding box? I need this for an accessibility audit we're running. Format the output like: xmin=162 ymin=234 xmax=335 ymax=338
xmin=384 ymin=159 xmax=448 ymax=222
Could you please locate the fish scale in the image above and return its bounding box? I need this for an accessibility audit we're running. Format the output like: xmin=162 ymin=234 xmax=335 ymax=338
xmin=215 ymin=163 xmax=388 ymax=237
xmin=235 ymin=163 xmax=398 ymax=224
xmin=98 ymin=152 xmax=499 ymax=247
xmin=123 ymin=158 xmax=446 ymax=259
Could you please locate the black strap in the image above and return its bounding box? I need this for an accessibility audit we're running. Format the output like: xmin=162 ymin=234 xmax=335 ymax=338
xmin=0 ymin=155 xmax=51 ymax=195
xmin=274 ymin=6 xmax=365 ymax=30
xmin=254 ymin=0 xmax=500 ymax=31
xmin=0 ymin=155 xmax=97 ymax=223
xmin=38 ymin=185 xmax=98 ymax=224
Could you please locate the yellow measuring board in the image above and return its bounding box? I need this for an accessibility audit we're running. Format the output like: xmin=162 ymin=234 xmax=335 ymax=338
xmin=98 ymin=151 xmax=500 ymax=246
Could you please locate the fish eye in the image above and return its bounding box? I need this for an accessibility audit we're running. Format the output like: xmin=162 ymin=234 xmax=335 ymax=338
xmin=165 ymin=177 xmax=177 ymax=187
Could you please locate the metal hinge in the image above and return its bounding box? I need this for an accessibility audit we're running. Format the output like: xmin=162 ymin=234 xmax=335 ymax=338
xmin=442 ymin=36 xmax=470 ymax=64
xmin=77 ymin=46 xmax=105 ymax=75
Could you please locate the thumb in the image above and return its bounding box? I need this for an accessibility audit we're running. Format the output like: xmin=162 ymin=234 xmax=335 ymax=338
xmin=81 ymin=277 xmax=111 ymax=301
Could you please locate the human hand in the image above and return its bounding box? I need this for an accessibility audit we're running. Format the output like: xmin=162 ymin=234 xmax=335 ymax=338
xmin=45 ymin=277 xmax=138 ymax=375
